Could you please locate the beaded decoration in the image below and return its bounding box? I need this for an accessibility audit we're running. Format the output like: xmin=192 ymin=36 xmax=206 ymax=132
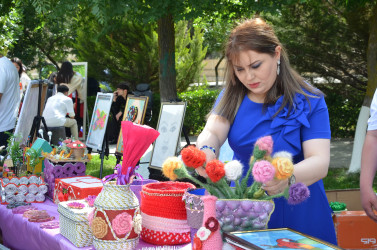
xmin=12 ymin=205 xmax=37 ymax=214
xmin=67 ymin=202 xmax=85 ymax=209
xmin=40 ymin=221 xmax=60 ymax=229
xmin=199 ymin=145 xmax=216 ymax=154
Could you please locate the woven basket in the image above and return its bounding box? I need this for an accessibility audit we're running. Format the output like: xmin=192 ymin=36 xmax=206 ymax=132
xmin=58 ymin=200 xmax=93 ymax=247
xmin=92 ymin=181 xmax=140 ymax=250
xmin=140 ymin=181 xmax=195 ymax=245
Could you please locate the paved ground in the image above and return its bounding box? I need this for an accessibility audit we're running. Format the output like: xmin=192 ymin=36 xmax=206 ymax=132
xmin=104 ymin=136 xmax=354 ymax=178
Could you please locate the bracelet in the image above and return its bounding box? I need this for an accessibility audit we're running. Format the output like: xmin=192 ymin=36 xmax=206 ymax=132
xmin=199 ymin=145 xmax=216 ymax=154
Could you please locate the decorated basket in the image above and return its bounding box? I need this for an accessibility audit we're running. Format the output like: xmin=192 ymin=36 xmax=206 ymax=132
xmin=129 ymin=179 xmax=158 ymax=203
xmin=44 ymin=159 xmax=86 ymax=199
xmin=58 ymin=199 xmax=94 ymax=247
xmin=140 ymin=181 xmax=195 ymax=245
xmin=0 ymin=175 xmax=47 ymax=204
xmin=92 ymin=181 xmax=141 ymax=250
xmin=184 ymin=188 xmax=275 ymax=233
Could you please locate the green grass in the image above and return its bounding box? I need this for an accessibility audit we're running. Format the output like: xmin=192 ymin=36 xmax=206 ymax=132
xmin=86 ymin=155 xmax=118 ymax=178
xmin=324 ymin=168 xmax=377 ymax=191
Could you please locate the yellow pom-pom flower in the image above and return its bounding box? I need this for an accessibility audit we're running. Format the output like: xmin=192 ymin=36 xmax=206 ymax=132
xmin=271 ymin=157 xmax=294 ymax=180
xmin=162 ymin=157 xmax=183 ymax=181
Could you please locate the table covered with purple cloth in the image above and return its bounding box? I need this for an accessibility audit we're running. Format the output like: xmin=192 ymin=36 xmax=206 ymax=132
xmin=0 ymin=199 xmax=190 ymax=250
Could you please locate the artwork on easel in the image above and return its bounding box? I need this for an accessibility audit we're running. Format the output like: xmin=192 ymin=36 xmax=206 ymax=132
xmin=115 ymin=95 xmax=149 ymax=155
xmin=149 ymin=102 xmax=186 ymax=169
xmin=14 ymin=80 xmax=48 ymax=145
xmin=86 ymin=93 xmax=113 ymax=151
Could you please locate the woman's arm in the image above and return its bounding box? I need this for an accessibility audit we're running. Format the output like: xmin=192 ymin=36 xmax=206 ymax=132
xmin=360 ymin=129 xmax=377 ymax=222
xmin=195 ymin=114 xmax=230 ymax=176
xmin=263 ymin=138 xmax=330 ymax=195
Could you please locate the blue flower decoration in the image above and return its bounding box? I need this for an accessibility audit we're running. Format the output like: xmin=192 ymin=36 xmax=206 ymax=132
xmin=267 ymin=93 xmax=310 ymax=153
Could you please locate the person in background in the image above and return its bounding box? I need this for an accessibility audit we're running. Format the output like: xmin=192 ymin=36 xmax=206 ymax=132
xmin=42 ymin=84 xmax=78 ymax=140
xmin=360 ymin=89 xmax=377 ymax=222
xmin=108 ymin=82 xmax=131 ymax=144
xmin=11 ymin=57 xmax=31 ymax=96
xmin=195 ymin=18 xmax=337 ymax=244
xmin=0 ymin=53 xmax=20 ymax=152
xmin=55 ymin=61 xmax=85 ymax=137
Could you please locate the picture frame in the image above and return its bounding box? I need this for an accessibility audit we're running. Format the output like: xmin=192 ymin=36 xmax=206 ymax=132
xmin=149 ymin=102 xmax=186 ymax=169
xmin=86 ymin=93 xmax=113 ymax=151
xmin=223 ymin=228 xmax=342 ymax=250
xmin=71 ymin=62 xmax=88 ymax=141
xmin=115 ymin=95 xmax=149 ymax=155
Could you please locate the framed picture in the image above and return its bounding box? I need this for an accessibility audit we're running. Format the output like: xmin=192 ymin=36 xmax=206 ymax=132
xmin=115 ymin=95 xmax=149 ymax=155
xmin=86 ymin=93 xmax=113 ymax=151
xmin=149 ymin=102 xmax=186 ymax=169
xmin=72 ymin=62 xmax=88 ymax=141
xmin=223 ymin=228 xmax=342 ymax=250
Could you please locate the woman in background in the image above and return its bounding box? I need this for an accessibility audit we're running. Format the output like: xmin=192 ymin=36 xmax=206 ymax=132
xmin=11 ymin=57 xmax=31 ymax=96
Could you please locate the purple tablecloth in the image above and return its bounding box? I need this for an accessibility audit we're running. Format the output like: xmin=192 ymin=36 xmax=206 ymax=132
xmin=0 ymin=199 xmax=191 ymax=250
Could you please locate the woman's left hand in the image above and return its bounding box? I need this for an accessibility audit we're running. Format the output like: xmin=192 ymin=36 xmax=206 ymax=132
xmin=262 ymin=178 xmax=289 ymax=196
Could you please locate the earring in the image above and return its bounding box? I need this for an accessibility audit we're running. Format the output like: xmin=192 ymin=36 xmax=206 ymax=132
xmin=277 ymin=60 xmax=280 ymax=75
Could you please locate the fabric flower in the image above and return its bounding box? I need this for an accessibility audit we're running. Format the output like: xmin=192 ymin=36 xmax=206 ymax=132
xmin=271 ymin=157 xmax=294 ymax=180
xmin=196 ymin=226 xmax=211 ymax=241
xmin=288 ymin=182 xmax=310 ymax=205
xmin=133 ymin=213 xmax=142 ymax=234
xmin=224 ymin=160 xmax=243 ymax=181
xmin=112 ymin=212 xmax=133 ymax=236
xmin=91 ymin=217 xmax=108 ymax=239
xmin=267 ymin=94 xmax=310 ymax=153
xmin=162 ymin=157 xmax=183 ymax=180
xmin=205 ymin=160 xmax=225 ymax=183
xmin=204 ymin=217 xmax=219 ymax=232
xmin=252 ymin=160 xmax=276 ymax=183
xmin=273 ymin=151 xmax=293 ymax=162
xmin=181 ymin=146 xmax=206 ymax=169
xmin=193 ymin=236 xmax=203 ymax=250
xmin=254 ymin=136 xmax=273 ymax=156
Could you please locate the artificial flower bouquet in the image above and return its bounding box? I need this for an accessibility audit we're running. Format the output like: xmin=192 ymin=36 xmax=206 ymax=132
xmin=162 ymin=135 xmax=310 ymax=205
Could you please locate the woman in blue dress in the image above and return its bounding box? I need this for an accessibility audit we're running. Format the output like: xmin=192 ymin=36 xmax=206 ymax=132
xmin=195 ymin=18 xmax=337 ymax=245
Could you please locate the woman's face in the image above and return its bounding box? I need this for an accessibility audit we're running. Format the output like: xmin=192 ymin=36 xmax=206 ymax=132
xmin=233 ymin=47 xmax=280 ymax=103
xmin=13 ymin=62 xmax=20 ymax=72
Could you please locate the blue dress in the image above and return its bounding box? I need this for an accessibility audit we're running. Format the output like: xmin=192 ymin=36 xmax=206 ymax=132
xmin=226 ymin=92 xmax=337 ymax=245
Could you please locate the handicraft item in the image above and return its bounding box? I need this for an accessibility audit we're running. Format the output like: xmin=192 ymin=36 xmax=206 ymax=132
xmin=140 ymin=181 xmax=195 ymax=245
xmin=58 ymin=199 xmax=94 ymax=247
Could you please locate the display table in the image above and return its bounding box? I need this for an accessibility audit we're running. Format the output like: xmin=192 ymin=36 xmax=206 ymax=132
xmin=0 ymin=199 xmax=190 ymax=250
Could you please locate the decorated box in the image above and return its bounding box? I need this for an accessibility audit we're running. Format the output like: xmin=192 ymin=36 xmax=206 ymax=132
xmin=54 ymin=176 xmax=103 ymax=204
xmin=0 ymin=175 xmax=47 ymax=204
xmin=44 ymin=159 xmax=86 ymax=199
xmin=58 ymin=199 xmax=94 ymax=247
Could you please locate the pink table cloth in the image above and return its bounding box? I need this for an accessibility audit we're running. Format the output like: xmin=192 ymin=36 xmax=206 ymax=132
xmin=0 ymin=199 xmax=190 ymax=250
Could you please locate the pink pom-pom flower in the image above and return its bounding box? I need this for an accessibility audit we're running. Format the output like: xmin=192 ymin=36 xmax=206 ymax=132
xmin=252 ymin=160 xmax=276 ymax=183
xmin=255 ymin=136 xmax=273 ymax=156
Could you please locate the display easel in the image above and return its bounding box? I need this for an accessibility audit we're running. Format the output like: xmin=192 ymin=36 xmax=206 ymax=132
xmin=87 ymin=130 xmax=109 ymax=179
xmin=28 ymin=80 xmax=50 ymax=144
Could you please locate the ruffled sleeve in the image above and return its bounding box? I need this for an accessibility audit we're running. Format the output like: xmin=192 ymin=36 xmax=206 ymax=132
xmin=267 ymin=93 xmax=313 ymax=154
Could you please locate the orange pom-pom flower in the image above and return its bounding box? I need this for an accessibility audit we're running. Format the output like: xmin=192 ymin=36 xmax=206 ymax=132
xmin=271 ymin=157 xmax=294 ymax=180
xmin=162 ymin=157 xmax=183 ymax=181
xmin=205 ymin=160 xmax=225 ymax=183
xmin=181 ymin=146 xmax=206 ymax=169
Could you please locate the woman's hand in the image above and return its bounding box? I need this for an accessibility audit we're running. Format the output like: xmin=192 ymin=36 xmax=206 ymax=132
xmin=194 ymin=148 xmax=216 ymax=178
xmin=361 ymin=187 xmax=377 ymax=222
xmin=263 ymin=178 xmax=289 ymax=196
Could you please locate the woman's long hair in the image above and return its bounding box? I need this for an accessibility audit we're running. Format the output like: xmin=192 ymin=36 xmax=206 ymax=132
xmin=11 ymin=57 xmax=23 ymax=77
xmin=56 ymin=61 xmax=74 ymax=84
xmin=214 ymin=18 xmax=321 ymax=123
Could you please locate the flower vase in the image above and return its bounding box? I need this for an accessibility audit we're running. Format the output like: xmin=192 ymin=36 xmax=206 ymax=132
xmin=184 ymin=188 xmax=275 ymax=233
xmin=92 ymin=181 xmax=141 ymax=249
xmin=183 ymin=188 xmax=205 ymax=243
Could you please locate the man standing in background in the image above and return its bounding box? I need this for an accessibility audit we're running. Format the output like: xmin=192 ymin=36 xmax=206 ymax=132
xmin=0 ymin=53 xmax=20 ymax=152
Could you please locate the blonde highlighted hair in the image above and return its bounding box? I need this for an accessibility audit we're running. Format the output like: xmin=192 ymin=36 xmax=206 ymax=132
xmin=214 ymin=18 xmax=321 ymax=123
